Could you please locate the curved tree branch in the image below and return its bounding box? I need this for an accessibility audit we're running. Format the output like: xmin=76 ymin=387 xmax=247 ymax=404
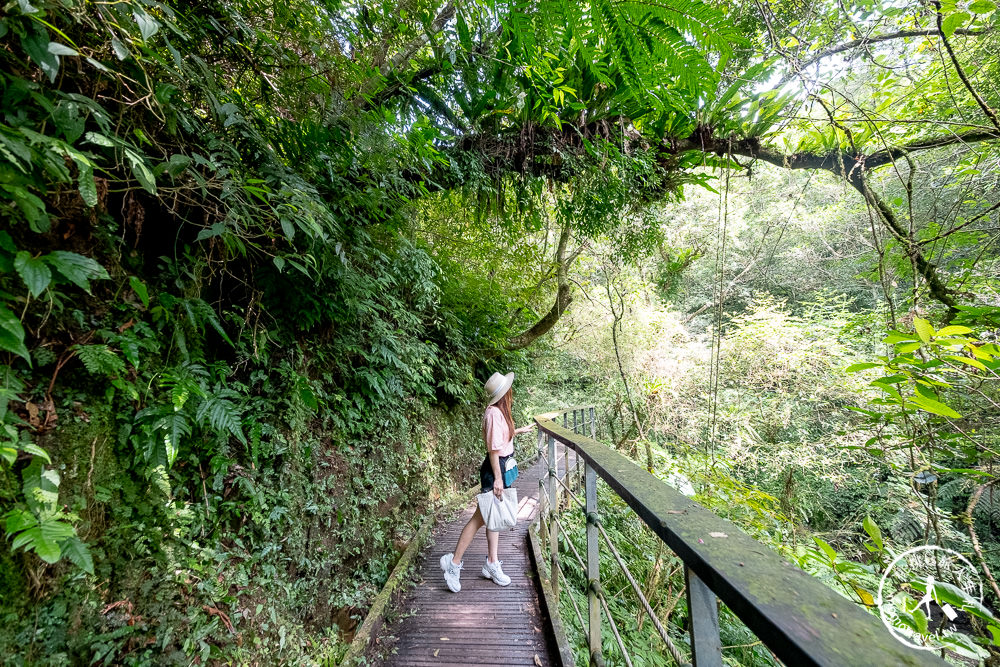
xmin=779 ymin=27 xmax=991 ymax=84
xmin=506 ymin=224 xmax=577 ymax=350
xmin=934 ymin=2 xmax=1000 ymax=134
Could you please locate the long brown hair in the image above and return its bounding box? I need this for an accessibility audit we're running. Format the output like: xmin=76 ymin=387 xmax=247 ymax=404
xmin=484 ymin=387 xmax=515 ymax=445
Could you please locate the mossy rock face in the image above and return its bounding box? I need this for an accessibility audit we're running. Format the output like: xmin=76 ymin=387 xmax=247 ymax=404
xmin=35 ymin=405 xmax=122 ymax=524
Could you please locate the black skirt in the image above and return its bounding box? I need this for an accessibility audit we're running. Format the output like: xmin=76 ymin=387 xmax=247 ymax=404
xmin=480 ymin=454 xmax=515 ymax=493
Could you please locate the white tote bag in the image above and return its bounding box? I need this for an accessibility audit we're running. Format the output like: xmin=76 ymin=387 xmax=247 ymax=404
xmin=477 ymin=488 xmax=518 ymax=531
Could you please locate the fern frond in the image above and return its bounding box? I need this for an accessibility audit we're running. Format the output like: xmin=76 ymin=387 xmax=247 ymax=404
xmin=195 ymin=389 xmax=247 ymax=444
xmin=75 ymin=345 xmax=125 ymax=377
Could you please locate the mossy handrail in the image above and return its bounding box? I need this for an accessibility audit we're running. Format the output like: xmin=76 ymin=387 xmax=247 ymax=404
xmin=533 ymin=408 xmax=946 ymax=667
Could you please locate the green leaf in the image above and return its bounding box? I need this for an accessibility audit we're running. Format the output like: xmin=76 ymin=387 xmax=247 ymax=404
xmin=912 ymin=579 xmax=997 ymax=623
xmin=44 ymin=251 xmax=108 ymax=294
xmin=941 ymin=12 xmax=971 ymax=37
xmin=20 ymin=28 xmax=59 ymax=83
xmin=937 ymin=325 xmax=974 ymax=336
xmin=133 ymin=10 xmax=161 ymax=41
xmin=85 ymin=132 xmax=115 ymax=148
xmin=20 ymin=442 xmax=51 ymax=464
xmin=908 ymin=393 xmax=962 ymax=418
xmin=846 ymin=362 xmax=879 ymax=373
xmin=60 ymin=536 xmax=94 ymax=574
xmin=47 ymin=42 xmax=78 ymax=57
xmin=884 ymin=332 xmax=916 ymax=344
xmin=75 ymin=345 xmax=125 ymax=377
xmin=3 ymin=184 xmax=50 ymax=232
xmin=129 ymin=276 xmax=150 ymax=308
xmin=78 ymin=162 xmax=97 ymax=207
xmin=863 ymin=516 xmax=883 ymax=551
xmin=947 ymin=355 xmax=988 ymax=371
xmin=14 ymin=251 xmax=52 ymax=297
xmin=0 ymin=304 xmax=30 ymax=363
xmin=969 ymin=0 xmax=996 ymax=11
xmin=813 ymin=537 xmax=837 ymax=561
xmin=124 ymin=148 xmax=156 ymax=194
xmin=913 ymin=317 xmax=934 ymax=343
xmin=4 ymin=508 xmax=37 ymax=534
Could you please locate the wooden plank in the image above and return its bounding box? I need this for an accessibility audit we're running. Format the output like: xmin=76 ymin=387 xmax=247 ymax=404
xmin=537 ymin=417 xmax=945 ymax=667
xmin=528 ymin=519 xmax=577 ymax=667
xmin=372 ymin=453 xmax=558 ymax=666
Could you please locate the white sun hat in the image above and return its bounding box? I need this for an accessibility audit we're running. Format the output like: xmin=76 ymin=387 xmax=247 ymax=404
xmin=484 ymin=372 xmax=515 ymax=405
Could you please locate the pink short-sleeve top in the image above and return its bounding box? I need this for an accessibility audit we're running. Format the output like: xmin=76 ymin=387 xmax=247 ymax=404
xmin=483 ymin=405 xmax=514 ymax=457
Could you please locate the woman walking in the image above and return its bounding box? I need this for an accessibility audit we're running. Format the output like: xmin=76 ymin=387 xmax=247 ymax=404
xmin=440 ymin=372 xmax=534 ymax=592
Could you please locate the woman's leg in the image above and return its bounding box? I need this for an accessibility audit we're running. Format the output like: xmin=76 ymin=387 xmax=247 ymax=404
xmin=452 ymin=506 xmax=485 ymax=565
xmin=486 ymin=527 xmax=499 ymax=563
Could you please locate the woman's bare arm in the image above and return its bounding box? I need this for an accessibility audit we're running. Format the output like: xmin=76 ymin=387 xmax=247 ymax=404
xmin=490 ymin=450 xmax=503 ymax=497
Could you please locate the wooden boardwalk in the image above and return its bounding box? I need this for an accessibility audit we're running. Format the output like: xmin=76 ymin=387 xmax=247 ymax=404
xmin=374 ymin=454 xmax=558 ymax=666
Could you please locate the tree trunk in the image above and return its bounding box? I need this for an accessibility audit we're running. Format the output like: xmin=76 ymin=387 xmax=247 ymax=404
xmin=506 ymin=223 xmax=580 ymax=350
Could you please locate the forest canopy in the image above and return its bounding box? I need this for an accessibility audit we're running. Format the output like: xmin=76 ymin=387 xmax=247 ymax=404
xmin=1 ymin=0 xmax=999 ymax=663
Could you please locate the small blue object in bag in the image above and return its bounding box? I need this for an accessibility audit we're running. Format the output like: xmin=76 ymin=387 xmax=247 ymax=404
xmin=503 ymin=457 xmax=519 ymax=486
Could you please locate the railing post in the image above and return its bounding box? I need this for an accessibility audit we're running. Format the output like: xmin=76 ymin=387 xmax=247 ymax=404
xmin=573 ymin=409 xmax=579 ymax=433
xmin=589 ymin=406 xmax=596 ymax=438
xmin=685 ymin=567 xmax=722 ymax=667
xmin=548 ymin=433 xmax=559 ymax=598
xmin=538 ymin=428 xmax=547 ymax=556
xmin=585 ymin=462 xmax=601 ymax=666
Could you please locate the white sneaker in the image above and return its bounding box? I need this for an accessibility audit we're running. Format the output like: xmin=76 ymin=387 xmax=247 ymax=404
xmin=440 ymin=553 xmax=462 ymax=592
xmin=482 ymin=559 xmax=511 ymax=586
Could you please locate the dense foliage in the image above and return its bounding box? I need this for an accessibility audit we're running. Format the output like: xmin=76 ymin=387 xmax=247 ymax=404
xmin=1 ymin=0 xmax=999 ymax=664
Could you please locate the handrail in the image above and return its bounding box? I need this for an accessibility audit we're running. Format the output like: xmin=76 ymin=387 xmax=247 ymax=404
xmin=533 ymin=408 xmax=946 ymax=667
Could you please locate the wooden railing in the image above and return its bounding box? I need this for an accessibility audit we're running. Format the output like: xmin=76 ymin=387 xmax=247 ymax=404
xmin=533 ymin=407 xmax=946 ymax=667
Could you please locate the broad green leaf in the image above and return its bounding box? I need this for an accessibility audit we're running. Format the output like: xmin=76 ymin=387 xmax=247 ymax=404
xmin=813 ymin=537 xmax=837 ymax=561
xmin=44 ymin=251 xmax=108 ymax=293
xmin=947 ymin=355 xmax=987 ymax=371
xmin=39 ymin=517 xmax=75 ymax=543
xmin=846 ymin=362 xmax=879 ymax=372
xmin=4 ymin=508 xmax=37 ymax=534
xmin=129 ymin=276 xmax=150 ymax=308
xmin=14 ymin=251 xmax=52 ymax=297
xmin=913 ymin=317 xmax=934 ymax=343
xmin=896 ymin=342 xmax=921 ymax=353
xmin=863 ymin=516 xmax=883 ymax=551
xmin=47 ymin=42 xmax=78 ymax=57
xmin=912 ymin=579 xmax=996 ymax=623
xmin=60 ymin=536 xmax=94 ymax=574
xmin=908 ymin=393 xmax=962 ymax=418
xmin=78 ymin=162 xmax=97 ymax=207
xmin=937 ymin=325 xmax=974 ymax=336
xmin=31 ymin=528 xmax=62 ymax=563
xmin=20 ymin=442 xmax=51 ymax=463
xmin=111 ymin=37 xmax=130 ymax=61
xmin=969 ymin=0 xmax=996 ymax=11
xmin=85 ymin=132 xmax=115 ymax=147
xmin=0 ymin=304 xmax=30 ymax=363
xmin=885 ymin=332 xmax=917 ymax=344
xmin=133 ymin=10 xmax=161 ymax=41
xmin=124 ymin=148 xmax=156 ymax=194
xmin=20 ymin=29 xmax=59 ymax=83
xmin=942 ymin=12 xmax=971 ymax=37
